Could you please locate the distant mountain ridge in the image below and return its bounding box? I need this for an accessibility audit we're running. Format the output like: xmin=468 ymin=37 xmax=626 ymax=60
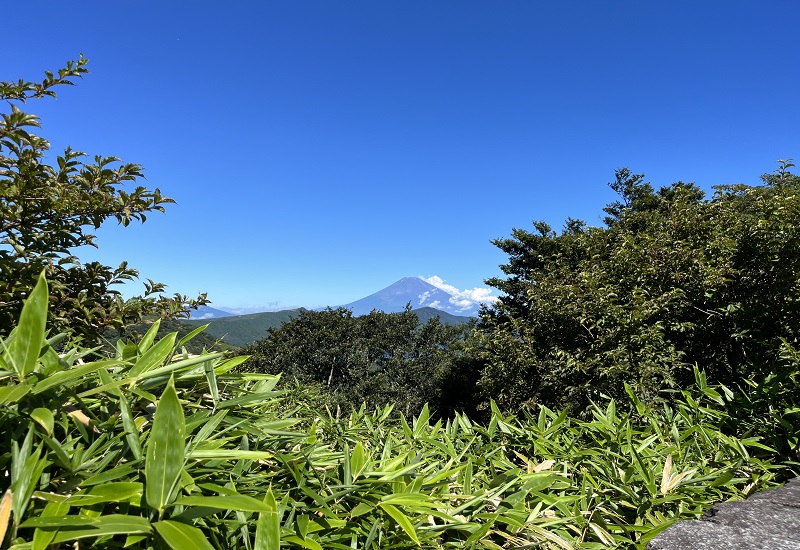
xmin=184 ymin=306 xmax=471 ymax=348
xmin=184 ymin=309 xmax=304 ymax=347
xmin=190 ymin=305 xmax=235 ymax=319
xmin=184 ymin=277 xmax=485 ymax=346
xmin=191 ymin=276 xmax=489 ymax=320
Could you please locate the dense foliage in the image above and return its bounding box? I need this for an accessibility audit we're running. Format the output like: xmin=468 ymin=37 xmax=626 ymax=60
xmin=242 ymin=306 xmax=478 ymax=418
xmin=0 ymin=275 xmax=797 ymax=549
xmin=0 ymin=57 xmax=207 ymax=343
xmin=100 ymin=319 xmax=237 ymax=356
xmin=475 ymin=163 xmax=800 ymax=413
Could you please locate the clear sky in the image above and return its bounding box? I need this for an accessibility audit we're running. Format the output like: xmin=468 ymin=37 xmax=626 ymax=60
xmin=5 ymin=1 xmax=799 ymax=310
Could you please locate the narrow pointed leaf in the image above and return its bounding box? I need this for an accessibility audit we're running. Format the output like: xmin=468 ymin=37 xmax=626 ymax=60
xmin=254 ymin=489 xmax=280 ymax=550
xmin=138 ymin=318 xmax=162 ymax=352
xmin=0 ymin=383 xmax=31 ymax=405
xmin=174 ymin=494 xmax=275 ymax=512
xmin=129 ymin=332 xmax=177 ymax=378
xmin=30 ymin=408 xmax=54 ymax=435
xmin=10 ymin=271 xmax=48 ymax=378
xmin=153 ymin=520 xmax=214 ymax=550
xmin=379 ymin=503 xmax=420 ymax=545
xmin=33 ymin=360 xmax=126 ymax=394
xmin=0 ymin=490 xmax=11 ymax=548
xmin=178 ymin=323 xmax=208 ymax=347
xmin=47 ymin=515 xmax=152 ymax=543
xmin=32 ymin=500 xmax=69 ymax=550
xmin=145 ymin=376 xmax=185 ymax=513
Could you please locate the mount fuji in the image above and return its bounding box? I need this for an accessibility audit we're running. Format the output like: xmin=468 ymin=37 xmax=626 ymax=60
xmin=336 ymin=277 xmax=487 ymax=317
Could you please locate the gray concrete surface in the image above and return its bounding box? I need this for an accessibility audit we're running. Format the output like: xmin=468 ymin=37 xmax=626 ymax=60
xmin=648 ymin=478 xmax=800 ymax=549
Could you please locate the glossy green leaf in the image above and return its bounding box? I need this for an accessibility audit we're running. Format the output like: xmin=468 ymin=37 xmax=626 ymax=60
xmin=66 ymin=483 xmax=143 ymax=506
xmin=174 ymin=494 xmax=275 ymax=512
xmin=283 ymin=534 xmax=323 ymax=550
xmin=31 ymin=500 xmax=69 ymax=550
xmin=379 ymin=503 xmax=420 ymax=545
xmin=47 ymin=515 xmax=152 ymax=543
xmin=178 ymin=323 xmax=209 ymax=347
xmin=186 ymin=449 xmax=272 ymax=460
xmin=153 ymin=520 xmax=214 ymax=550
xmin=129 ymin=332 xmax=177 ymax=378
xmin=29 ymin=408 xmax=54 ymax=435
xmin=118 ymin=391 xmax=143 ymax=460
xmin=145 ymin=376 xmax=185 ymax=513
xmin=138 ymin=318 xmax=162 ymax=353
xmin=350 ymin=441 xmax=366 ymax=480
xmin=254 ymin=489 xmax=280 ymax=550
xmin=0 ymin=383 xmax=31 ymax=405
xmin=9 ymin=271 xmax=47 ymax=379
xmin=32 ymin=359 xmax=126 ymax=394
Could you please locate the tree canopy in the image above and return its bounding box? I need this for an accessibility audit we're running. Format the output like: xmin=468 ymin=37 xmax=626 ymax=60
xmin=474 ymin=161 xmax=800 ymax=412
xmin=242 ymin=306 xmax=477 ymax=417
xmin=0 ymin=56 xmax=207 ymax=342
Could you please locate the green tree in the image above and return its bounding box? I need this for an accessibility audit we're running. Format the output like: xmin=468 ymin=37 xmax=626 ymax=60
xmin=0 ymin=56 xmax=207 ymax=343
xmin=242 ymin=305 xmax=475 ymax=417
xmin=475 ymin=161 xmax=800 ymax=413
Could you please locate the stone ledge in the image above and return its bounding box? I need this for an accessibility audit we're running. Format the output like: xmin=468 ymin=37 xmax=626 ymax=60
xmin=647 ymin=478 xmax=800 ymax=550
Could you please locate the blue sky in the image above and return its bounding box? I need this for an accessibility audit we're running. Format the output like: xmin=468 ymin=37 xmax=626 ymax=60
xmin=5 ymin=1 xmax=799 ymax=310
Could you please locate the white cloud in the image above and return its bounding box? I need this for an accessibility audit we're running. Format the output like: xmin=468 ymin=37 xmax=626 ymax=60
xmin=418 ymin=290 xmax=433 ymax=305
xmin=421 ymin=276 xmax=498 ymax=311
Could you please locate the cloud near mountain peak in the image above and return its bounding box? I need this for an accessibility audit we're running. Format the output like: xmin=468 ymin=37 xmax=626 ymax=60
xmin=421 ymin=276 xmax=498 ymax=312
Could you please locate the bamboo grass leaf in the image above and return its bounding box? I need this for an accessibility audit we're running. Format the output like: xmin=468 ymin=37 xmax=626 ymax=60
xmin=11 ymin=431 xmax=48 ymax=524
xmin=10 ymin=271 xmax=47 ymax=379
xmin=379 ymin=503 xmax=420 ymax=545
xmin=32 ymin=359 xmax=127 ymax=394
xmin=0 ymin=383 xmax=31 ymax=405
xmin=30 ymin=407 xmax=54 ymax=435
xmin=153 ymin=520 xmax=214 ymax=550
xmin=138 ymin=352 xmax=224 ymax=383
xmin=204 ymin=359 xmax=219 ymax=402
xmin=24 ymin=515 xmax=152 ymax=543
xmin=31 ymin=500 xmax=69 ymax=550
xmin=178 ymin=323 xmax=208 ymax=347
xmin=254 ymin=489 xmax=280 ymax=550
xmin=129 ymin=332 xmax=177 ymax=378
xmin=118 ymin=392 xmax=143 ymax=460
xmin=174 ymin=494 xmax=276 ymax=512
xmin=145 ymin=376 xmax=185 ymax=514
xmin=66 ymin=483 xmax=143 ymax=506
xmin=186 ymin=449 xmax=272 ymax=460
xmin=350 ymin=441 xmax=367 ymax=480
xmin=283 ymin=534 xmax=323 ymax=550
xmin=0 ymin=490 xmax=10 ymax=548
xmin=138 ymin=319 xmax=162 ymax=352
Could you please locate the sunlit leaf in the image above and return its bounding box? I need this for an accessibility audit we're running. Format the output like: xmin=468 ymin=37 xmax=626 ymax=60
xmin=153 ymin=520 xmax=214 ymax=550
xmin=9 ymin=271 xmax=47 ymax=379
xmin=145 ymin=376 xmax=185 ymax=513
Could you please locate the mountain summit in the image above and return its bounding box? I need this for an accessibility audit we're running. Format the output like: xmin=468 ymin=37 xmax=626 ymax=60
xmin=338 ymin=277 xmax=484 ymax=316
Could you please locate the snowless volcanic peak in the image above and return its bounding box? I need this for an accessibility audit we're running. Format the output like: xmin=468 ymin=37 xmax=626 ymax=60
xmin=339 ymin=277 xmax=481 ymax=316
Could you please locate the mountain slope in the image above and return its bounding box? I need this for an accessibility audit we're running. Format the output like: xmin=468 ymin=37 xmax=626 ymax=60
xmin=338 ymin=277 xmax=478 ymax=316
xmin=184 ymin=309 xmax=304 ymax=347
xmin=188 ymin=305 xmax=235 ymax=319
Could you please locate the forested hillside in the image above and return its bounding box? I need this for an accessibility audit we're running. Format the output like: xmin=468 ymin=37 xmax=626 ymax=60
xmin=181 ymin=306 xmax=472 ymax=348
xmin=184 ymin=309 xmax=305 ymax=347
